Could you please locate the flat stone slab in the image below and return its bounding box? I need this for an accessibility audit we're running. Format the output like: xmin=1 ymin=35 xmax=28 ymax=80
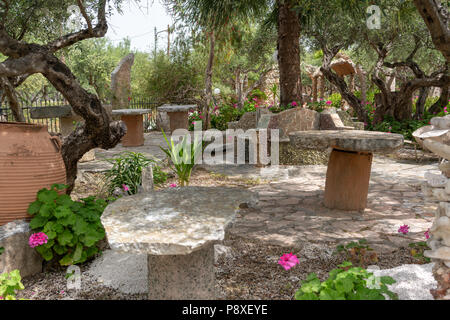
xmin=112 ymin=109 xmax=152 ymax=116
xmin=158 ymin=104 xmax=197 ymax=112
xmin=289 ymin=130 xmax=404 ymax=153
xmin=30 ymin=106 xmax=73 ymax=119
xmin=101 ymin=186 xmax=258 ymax=255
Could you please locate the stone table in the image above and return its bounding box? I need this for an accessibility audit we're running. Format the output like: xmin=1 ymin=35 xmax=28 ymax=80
xmin=112 ymin=109 xmax=152 ymax=147
xmin=101 ymin=186 xmax=257 ymax=299
xmin=158 ymin=104 xmax=197 ymax=132
xmin=289 ymin=130 xmax=403 ymax=211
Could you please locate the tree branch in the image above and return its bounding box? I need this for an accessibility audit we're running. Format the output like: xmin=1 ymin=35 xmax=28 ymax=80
xmin=46 ymin=0 xmax=107 ymax=52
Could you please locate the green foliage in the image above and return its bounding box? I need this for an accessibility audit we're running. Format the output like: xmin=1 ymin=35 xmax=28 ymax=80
xmin=295 ymin=262 xmax=398 ymax=300
xmin=368 ymin=111 xmax=446 ymax=140
xmin=160 ymin=130 xmax=204 ymax=186
xmin=335 ymin=239 xmax=378 ymax=267
xmin=152 ymin=165 xmax=168 ymax=185
xmin=0 ymin=270 xmax=25 ymax=300
xmin=27 ymin=184 xmax=108 ymax=266
xmin=208 ymin=100 xmax=258 ymax=131
xmin=105 ymin=152 xmax=154 ymax=195
xmin=248 ymin=89 xmax=267 ymax=102
xmin=145 ymin=50 xmax=204 ymax=104
xmin=0 ymin=247 xmax=4 ymax=256
xmin=409 ymin=242 xmax=431 ymax=264
xmin=326 ymin=93 xmax=342 ymax=109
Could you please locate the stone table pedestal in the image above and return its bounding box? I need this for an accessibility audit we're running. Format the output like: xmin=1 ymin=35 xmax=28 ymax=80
xmin=101 ymin=186 xmax=257 ymax=300
xmin=289 ymin=130 xmax=404 ymax=211
xmin=112 ymin=109 xmax=151 ymax=147
xmin=158 ymin=104 xmax=197 ymax=133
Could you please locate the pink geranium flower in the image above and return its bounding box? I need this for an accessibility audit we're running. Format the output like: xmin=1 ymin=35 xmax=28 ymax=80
xmin=29 ymin=232 xmax=48 ymax=248
xmin=425 ymin=229 xmax=430 ymax=239
xmin=278 ymin=253 xmax=299 ymax=271
xmin=169 ymin=183 xmax=177 ymax=188
xmin=122 ymin=184 xmax=130 ymax=192
xmin=291 ymin=101 xmax=298 ymax=107
xmin=398 ymin=224 xmax=410 ymax=235
xmin=326 ymin=100 xmax=332 ymax=105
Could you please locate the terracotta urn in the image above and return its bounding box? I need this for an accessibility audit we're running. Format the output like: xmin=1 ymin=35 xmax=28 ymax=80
xmin=0 ymin=122 xmax=66 ymax=225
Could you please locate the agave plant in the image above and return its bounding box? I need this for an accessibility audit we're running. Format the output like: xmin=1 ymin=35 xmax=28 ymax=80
xmin=160 ymin=130 xmax=204 ymax=186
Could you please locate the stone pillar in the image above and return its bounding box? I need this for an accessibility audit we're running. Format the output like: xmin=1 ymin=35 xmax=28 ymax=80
xmin=324 ymin=149 xmax=373 ymax=212
xmin=318 ymin=75 xmax=325 ymax=101
xmin=312 ymin=77 xmax=318 ymax=102
xmin=147 ymin=243 xmax=216 ymax=299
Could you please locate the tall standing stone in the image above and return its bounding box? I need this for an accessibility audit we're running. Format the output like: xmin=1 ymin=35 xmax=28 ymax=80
xmin=111 ymin=53 xmax=135 ymax=119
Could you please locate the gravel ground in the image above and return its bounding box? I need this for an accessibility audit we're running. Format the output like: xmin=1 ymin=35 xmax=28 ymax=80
xmin=16 ymin=233 xmax=420 ymax=300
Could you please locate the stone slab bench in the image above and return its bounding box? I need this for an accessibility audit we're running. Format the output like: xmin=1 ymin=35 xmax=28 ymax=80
xmin=101 ymin=186 xmax=257 ymax=299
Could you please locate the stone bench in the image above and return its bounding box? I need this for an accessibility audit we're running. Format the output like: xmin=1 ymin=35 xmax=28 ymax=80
xmin=101 ymin=186 xmax=257 ymax=299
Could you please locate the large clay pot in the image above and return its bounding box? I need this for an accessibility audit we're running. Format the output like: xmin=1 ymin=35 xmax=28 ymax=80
xmin=0 ymin=122 xmax=66 ymax=225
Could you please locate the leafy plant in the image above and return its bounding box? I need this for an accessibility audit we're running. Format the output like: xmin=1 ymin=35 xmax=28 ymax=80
xmin=105 ymin=151 xmax=154 ymax=195
xmin=335 ymin=239 xmax=378 ymax=267
xmin=152 ymin=164 xmax=168 ymax=185
xmin=160 ymin=130 xmax=204 ymax=186
xmin=27 ymin=184 xmax=108 ymax=266
xmin=0 ymin=270 xmax=24 ymax=300
xmin=0 ymin=247 xmax=4 ymax=256
xmin=295 ymin=262 xmax=398 ymax=300
xmin=409 ymin=241 xmax=431 ymax=264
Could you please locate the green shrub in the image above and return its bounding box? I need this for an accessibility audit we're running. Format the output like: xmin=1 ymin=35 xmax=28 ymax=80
xmin=0 ymin=270 xmax=24 ymax=300
xmin=248 ymin=88 xmax=267 ymax=102
xmin=335 ymin=239 xmax=377 ymax=267
xmin=27 ymin=184 xmax=108 ymax=266
xmin=105 ymin=152 xmax=154 ymax=195
xmin=295 ymin=261 xmax=398 ymax=300
xmin=327 ymin=93 xmax=342 ymax=109
xmin=152 ymin=165 xmax=168 ymax=185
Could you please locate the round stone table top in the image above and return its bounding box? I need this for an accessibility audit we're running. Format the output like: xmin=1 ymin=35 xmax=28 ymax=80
xmin=158 ymin=104 xmax=197 ymax=112
xmin=101 ymin=187 xmax=257 ymax=255
xmin=112 ymin=109 xmax=152 ymax=115
xmin=289 ymin=130 xmax=404 ymax=153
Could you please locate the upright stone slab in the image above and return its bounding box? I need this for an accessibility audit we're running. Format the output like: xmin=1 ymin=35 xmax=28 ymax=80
xmin=101 ymin=186 xmax=258 ymax=299
xmin=111 ymin=53 xmax=135 ymax=118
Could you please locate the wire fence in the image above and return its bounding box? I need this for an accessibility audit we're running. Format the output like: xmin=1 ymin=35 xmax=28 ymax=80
xmin=0 ymin=96 xmax=160 ymax=133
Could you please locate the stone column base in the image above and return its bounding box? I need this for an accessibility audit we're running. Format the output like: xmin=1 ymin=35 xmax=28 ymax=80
xmin=147 ymin=243 xmax=216 ymax=299
xmin=167 ymin=111 xmax=189 ymax=132
xmin=121 ymin=114 xmax=144 ymax=147
xmin=324 ymin=149 xmax=373 ymax=212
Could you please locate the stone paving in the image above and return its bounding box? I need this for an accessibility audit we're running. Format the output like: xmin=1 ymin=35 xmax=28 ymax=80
xmin=206 ymin=157 xmax=440 ymax=253
xmin=79 ymin=132 xmax=442 ymax=254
